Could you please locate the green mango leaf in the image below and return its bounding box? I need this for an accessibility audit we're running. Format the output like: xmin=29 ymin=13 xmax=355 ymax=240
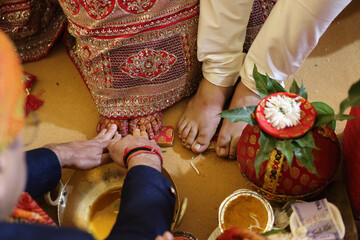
xmin=292 ymin=142 xmax=318 ymax=176
xmin=329 ymin=120 xmax=337 ymax=131
xmin=311 ymin=102 xmax=335 ymax=115
xmin=253 ymin=64 xmax=269 ymax=99
xmin=266 ymin=74 xmax=273 ymax=91
xmin=262 ymin=229 xmax=288 ymax=237
xmin=314 ymin=114 xmax=336 ymax=127
xmin=339 ymin=80 xmax=360 ymax=114
xmin=276 ymin=139 xmax=294 ymax=167
xmin=289 ymin=79 xmax=308 ymax=99
xmin=289 ymin=79 xmax=300 ymax=94
xmin=253 ymin=64 xmax=286 ymax=97
xmin=334 ymin=113 xmax=355 ymax=121
xmin=267 ymin=75 xmax=287 ymax=94
xmin=255 ymin=132 xmax=276 ymax=176
xmin=293 ymin=131 xmax=319 ymax=150
xmin=219 ymin=106 xmax=257 ymax=125
xmin=312 ymin=102 xmax=336 ymax=129
xmin=298 ymin=83 xmax=308 ymax=99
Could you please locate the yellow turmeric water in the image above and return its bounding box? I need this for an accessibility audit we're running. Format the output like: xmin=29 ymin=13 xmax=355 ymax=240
xmin=89 ymin=188 xmax=122 ymax=240
xmin=222 ymin=195 xmax=268 ymax=233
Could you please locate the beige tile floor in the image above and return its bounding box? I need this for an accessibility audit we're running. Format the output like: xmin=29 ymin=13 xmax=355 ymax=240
xmin=23 ymin=1 xmax=360 ymax=239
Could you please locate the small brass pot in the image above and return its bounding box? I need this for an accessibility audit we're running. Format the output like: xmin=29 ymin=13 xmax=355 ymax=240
xmin=218 ymin=189 xmax=274 ymax=233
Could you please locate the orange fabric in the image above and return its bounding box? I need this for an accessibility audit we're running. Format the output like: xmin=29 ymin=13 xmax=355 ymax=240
xmin=0 ymin=32 xmax=52 ymax=226
xmin=0 ymin=30 xmax=25 ymax=152
xmin=9 ymin=193 xmax=56 ymax=226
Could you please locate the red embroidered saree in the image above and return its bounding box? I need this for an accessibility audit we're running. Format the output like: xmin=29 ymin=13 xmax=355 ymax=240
xmin=1 ymin=0 xmax=276 ymax=120
xmin=0 ymin=0 xmax=66 ymax=63
xmin=59 ymin=0 xmax=202 ymax=119
xmin=59 ymin=0 xmax=276 ymax=119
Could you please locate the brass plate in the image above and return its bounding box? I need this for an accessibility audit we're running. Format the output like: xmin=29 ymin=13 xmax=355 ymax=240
xmin=56 ymin=162 xmax=180 ymax=232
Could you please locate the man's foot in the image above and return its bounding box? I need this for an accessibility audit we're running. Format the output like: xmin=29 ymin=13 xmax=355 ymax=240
xmin=96 ymin=116 xmax=129 ymax=136
xmin=216 ymin=82 xmax=261 ymax=159
xmin=177 ymin=78 xmax=234 ymax=153
xmin=128 ymin=112 xmax=163 ymax=140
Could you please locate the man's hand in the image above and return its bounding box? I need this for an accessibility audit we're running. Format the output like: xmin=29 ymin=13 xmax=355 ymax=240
xmin=155 ymin=231 xmax=174 ymax=240
xmin=45 ymin=124 xmax=118 ymax=170
xmin=108 ymin=129 xmax=162 ymax=171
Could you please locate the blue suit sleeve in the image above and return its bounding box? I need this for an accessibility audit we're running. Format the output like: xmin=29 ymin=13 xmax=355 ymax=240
xmin=0 ymin=222 xmax=94 ymax=240
xmin=107 ymin=165 xmax=176 ymax=240
xmin=25 ymin=148 xmax=62 ymax=198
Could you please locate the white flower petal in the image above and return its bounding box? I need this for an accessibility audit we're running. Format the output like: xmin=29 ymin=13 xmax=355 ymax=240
xmin=263 ymin=95 xmax=301 ymax=130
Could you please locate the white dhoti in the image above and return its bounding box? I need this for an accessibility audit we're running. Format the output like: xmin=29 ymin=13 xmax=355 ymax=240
xmin=198 ymin=0 xmax=352 ymax=94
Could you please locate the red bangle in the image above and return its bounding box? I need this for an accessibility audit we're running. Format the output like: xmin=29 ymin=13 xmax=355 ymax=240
xmin=123 ymin=145 xmax=163 ymax=168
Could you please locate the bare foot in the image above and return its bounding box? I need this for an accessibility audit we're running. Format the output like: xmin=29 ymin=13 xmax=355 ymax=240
xmin=128 ymin=112 xmax=162 ymax=140
xmin=177 ymin=78 xmax=234 ymax=153
xmin=96 ymin=115 xmax=129 ymax=136
xmin=216 ymin=81 xmax=261 ymax=159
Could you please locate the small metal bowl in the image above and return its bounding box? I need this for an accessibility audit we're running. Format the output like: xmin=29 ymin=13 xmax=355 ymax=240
xmin=218 ymin=189 xmax=274 ymax=233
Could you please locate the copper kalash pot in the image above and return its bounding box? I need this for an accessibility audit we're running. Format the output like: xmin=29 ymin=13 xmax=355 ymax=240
xmin=221 ymin=68 xmax=360 ymax=203
xmin=223 ymin=84 xmax=342 ymax=202
xmin=237 ymin=124 xmax=340 ymax=202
